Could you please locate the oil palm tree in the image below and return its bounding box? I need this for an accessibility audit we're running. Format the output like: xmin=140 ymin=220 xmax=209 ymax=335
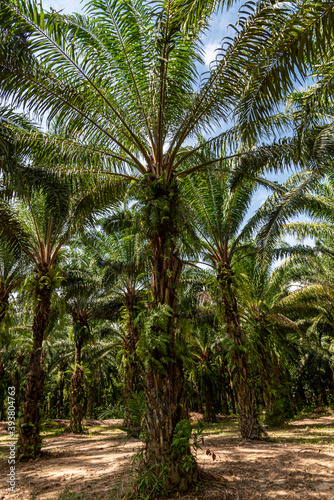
xmin=80 ymin=214 xmax=148 ymax=430
xmin=0 ymin=305 xmax=33 ymax=420
xmin=62 ymin=249 xmax=111 ymax=433
xmin=0 ymin=240 xmax=27 ymax=324
xmin=0 ymin=248 xmax=30 ymax=418
xmin=65 ymin=284 xmax=96 ymax=433
xmin=276 ymin=177 xmax=334 ymax=359
xmin=177 ymin=266 xmax=225 ymax=421
xmin=234 ymin=250 xmax=308 ymax=425
xmin=1 ymin=0 xmax=333 ymax=488
xmin=0 ymin=170 xmax=124 ymax=458
xmin=190 ymin=319 xmax=220 ymax=422
xmin=185 ymin=160 xmax=334 ymax=435
xmin=238 ymin=173 xmax=334 ymax=420
xmin=184 ymin=165 xmax=283 ymax=437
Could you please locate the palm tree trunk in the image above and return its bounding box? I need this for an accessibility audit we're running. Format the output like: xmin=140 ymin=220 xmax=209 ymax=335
xmin=70 ymin=342 xmax=84 ymax=433
xmin=0 ymin=363 xmax=6 ymax=420
xmin=13 ymin=365 xmax=21 ymax=416
xmin=57 ymin=362 xmax=65 ymax=419
xmin=86 ymin=380 xmax=94 ymax=418
xmin=204 ymin=375 xmax=217 ymax=423
xmin=0 ymin=286 xmax=9 ymax=325
xmin=142 ymin=176 xmax=198 ymax=493
xmin=218 ymin=360 xmax=230 ymax=415
xmin=259 ymin=348 xmax=288 ymax=426
xmin=193 ymin=379 xmax=203 ymax=413
xmin=227 ymin=366 xmax=236 ymax=414
xmin=220 ymin=270 xmax=264 ymax=439
xmin=17 ymin=271 xmax=51 ymax=459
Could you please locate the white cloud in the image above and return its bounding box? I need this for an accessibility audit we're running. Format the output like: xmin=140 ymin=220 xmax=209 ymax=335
xmin=43 ymin=0 xmax=83 ymax=13
xmin=201 ymin=3 xmax=244 ymax=67
xmin=203 ymin=41 xmax=220 ymax=67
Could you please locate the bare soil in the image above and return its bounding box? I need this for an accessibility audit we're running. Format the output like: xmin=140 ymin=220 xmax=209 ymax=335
xmin=0 ymin=412 xmax=333 ymax=499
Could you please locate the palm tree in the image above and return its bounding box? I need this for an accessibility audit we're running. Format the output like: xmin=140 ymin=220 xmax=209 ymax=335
xmin=0 ymin=307 xmax=33 ymax=420
xmin=0 ymin=170 xmax=123 ymax=458
xmin=0 ymin=241 xmax=27 ymax=324
xmin=241 ymin=171 xmax=334 ymax=418
xmin=84 ymin=333 xmax=124 ymax=417
xmin=1 ymin=0 xmax=333 ymax=487
xmin=177 ymin=266 xmax=226 ymax=420
xmin=233 ymin=250 xmax=306 ymax=425
xmin=190 ymin=320 xmax=220 ymax=422
xmin=184 ymin=166 xmax=280 ymax=437
xmin=4 ymin=190 xmax=72 ymax=458
xmin=280 ymin=178 xmax=334 ymax=392
xmin=69 ymin=317 xmax=95 ymax=433
xmin=62 ymin=250 xmax=107 ymax=433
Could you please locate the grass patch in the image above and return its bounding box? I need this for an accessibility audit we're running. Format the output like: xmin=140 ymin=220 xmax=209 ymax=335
xmin=58 ymin=488 xmax=88 ymax=499
xmin=41 ymin=429 xmax=66 ymax=439
xmin=0 ymin=445 xmax=8 ymax=461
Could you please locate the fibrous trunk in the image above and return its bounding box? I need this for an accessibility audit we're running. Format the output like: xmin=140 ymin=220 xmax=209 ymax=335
xmin=70 ymin=343 xmax=84 ymax=433
xmin=220 ymin=267 xmax=264 ymax=439
xmin=86 ymin=379 xmax=94 ymax=418
xmin=13 ymin=357 xmax=23 ymax=415
xmin=204 ymin=375 xmax=217 ymax=423
xmin=218 ymin=360 xmax=230 ymax=415
xmin=0 ymin=363 xmax=6 ymax=420
xmin=142 ymin=176 xmax=198 ymax=493
xmin=123 ymin=301 xmax=141 ymax=433
xmin=0 ymin=285 xmax=9 ymax=325
xmin=57 ymin=362 xmax=65 ymax=419
xmin=17 ymin=269 xmax=51 ymax=459
xmin=227 ymin=366 xmax=237 ymax=414
xmin=260 ymin=348 xmax=289 ymax=426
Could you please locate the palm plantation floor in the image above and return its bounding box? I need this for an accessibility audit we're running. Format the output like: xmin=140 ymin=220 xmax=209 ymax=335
xmin=0 ymin=412 xmax=334 ymax=499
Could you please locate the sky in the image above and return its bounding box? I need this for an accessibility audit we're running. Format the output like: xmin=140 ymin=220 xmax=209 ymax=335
xmin=43 ymin=0 xmax=83 ymax=13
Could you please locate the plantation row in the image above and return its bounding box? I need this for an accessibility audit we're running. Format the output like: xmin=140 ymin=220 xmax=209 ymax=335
xmin=1 ymin=0 xmax=334 ymax=497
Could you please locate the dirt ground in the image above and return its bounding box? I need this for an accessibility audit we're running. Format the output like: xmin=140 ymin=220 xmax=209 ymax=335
xmin=0 ymin=412 xmax=334 ymax=499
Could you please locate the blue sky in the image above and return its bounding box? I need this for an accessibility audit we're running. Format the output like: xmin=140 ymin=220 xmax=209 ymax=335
xmin=43 ymin=0 xmax=83 ymax=14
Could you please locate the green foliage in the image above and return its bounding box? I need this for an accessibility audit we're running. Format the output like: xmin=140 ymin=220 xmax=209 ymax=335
xmin=72 ymin=322 xmax=92 ymax=348
xmin=128 ymin=459 xmax=172 ymax=500
xmin=171 ymin=419 xmax=203 ymax=459
xmin=3 ymin=0 xmax=334 ymax=493
xmin=117 ymin=391 xmax=146 ymax=439
xmin=135 ymin=304 xmax=173 ymax=373
xmin=136 ymin=175 xmax=178 ymax=234
xmin=171 ymin=419 xmax=192 ymax=457
xmin=58 ymin=488 xmax=86 ymax=500
xmin=23 ymin=267 xmax=63 ymax=295
xmin=98 ymin=405 xmax=124 ymax=420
